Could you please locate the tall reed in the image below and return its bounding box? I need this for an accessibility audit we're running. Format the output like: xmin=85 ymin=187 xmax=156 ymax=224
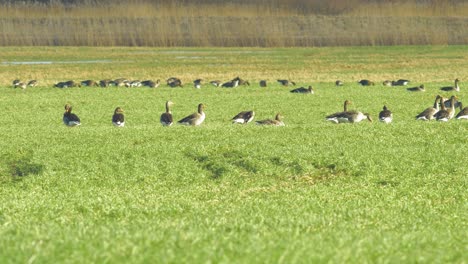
xmin=0 ymin=0 xmax=467 ymax=46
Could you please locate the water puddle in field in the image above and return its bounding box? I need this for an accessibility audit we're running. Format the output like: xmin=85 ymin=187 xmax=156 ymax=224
xmin=1 ymin=60 xmax=114 ymax=65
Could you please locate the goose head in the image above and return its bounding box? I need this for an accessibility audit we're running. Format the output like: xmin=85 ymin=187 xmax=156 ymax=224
xmin=114 ymin=107 xmax=124 ymax=114
xmin=198 ymin=103 xmax=205 ymax=113
xmin=344 ymin=100 xmax=352 ymax=111
xmin=275 ymin=113 xmax=284 ymax=121
xmin=64 ymin=104 xmax=72 ymax=113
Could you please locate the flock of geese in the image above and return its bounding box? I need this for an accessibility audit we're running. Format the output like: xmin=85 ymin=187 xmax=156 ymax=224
xmin=8 ymin=77 xmax=467 ymax=126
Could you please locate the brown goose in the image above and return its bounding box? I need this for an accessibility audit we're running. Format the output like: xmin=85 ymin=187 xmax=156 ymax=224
xmin=416 ymin=95 xmax=441 ymax=121
xmin=277 ymin=80 xmax=296 ymax=86
xmin=27 ymin=80 xmax=38 ymax=87
xmin=178 ymin=103 xmax=205 ymax=126
xmin=326 ymin=100 xmax=352 ymax=123
xmin=232 ymin=110 xmax=255 ymax=124
xmin=379 ymin=105 xmax=393 ymax=123
xmin=112 ymin=107 xmax=125 ymax=127
xmin=440 ymin=78 xmax=460 ymax=92
xmin=407 ymin=84 xmax=425 ymax=92
xmin=434 ymin=97 xmax=451 ymax=122
xmin=455 ymin=103 xmax=468 ymax=120
xmin=160 ymin=101 xmax=174 ymax=126
xmin=290 ymin=86 xmax=314 ymax=94
xmin=256 ymin=113 xmax=285 ymax=126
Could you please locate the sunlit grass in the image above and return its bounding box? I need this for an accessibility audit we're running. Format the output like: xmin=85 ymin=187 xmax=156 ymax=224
xmin=0 ymin=46 xmax=466 ymax=263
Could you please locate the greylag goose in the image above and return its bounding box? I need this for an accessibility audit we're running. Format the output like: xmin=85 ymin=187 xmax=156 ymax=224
xmin=407 ymin=85 xmax=425 ymax=92
xmin=379 ymin=105 xmax=393 ymax=123
xmin=440 ymin=78 xmax=460 ymax=92
xmin=63 ymin=104 xmax=81 ymax=127
xmin=160 ymin=101 xmax=174 ymax=126
xmin=290 ymin=86 xmax=314 ymax=94
xmin=232 ymin=110 xmax=255 ymax=124
xmin=416 ymin=95 xmax=441 ymax=121
xmin=256 ymin=113 xmax=285 ymax=126
xmin=112 ymin=107 xmax=125 ymax=127
xmin=178 ymin=103 xmax=205 ymax=126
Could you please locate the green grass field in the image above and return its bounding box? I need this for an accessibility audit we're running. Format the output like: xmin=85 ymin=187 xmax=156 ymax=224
xmin=0 ymin=46 xmax=467 ymax=263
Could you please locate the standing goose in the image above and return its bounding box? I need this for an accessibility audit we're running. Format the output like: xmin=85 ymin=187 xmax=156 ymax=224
xmin=440 ymin=78 xmax=460 ymax=92
xmin=290 ymin=86 xmax=314 ymax=94
xmin=232 ymin=110 xmax=255 ymax=124
xmin=445 ymin=96 xmax=457 ymax=120
xmin=326 ymin=100 xmax=352 ymax=123
xmin=160 ymin=101 xmax=174 ymax=126
xmin=112 ymin=107 xmax=125 ymax=127
xmin=256 ymin=113 xmax=285 ymax=126
xmin=407 ymin=84 xmax=425 ymax=92
xmin=63 ymin=104 xmax=81 ymax=127
xmin=178 ymin=103 xmax=205 ymax=126
xmin=455 ymin=103 xmax=468 ymax=119
xmin=379 ymin=105 xmax=393 ymax=123
xmin=434 ymin=97 xmax=451 ymax=122
xmin=416 ymin=95 xmax=441 ymax=121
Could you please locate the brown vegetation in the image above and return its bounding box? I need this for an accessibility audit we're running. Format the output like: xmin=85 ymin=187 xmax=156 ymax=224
xmin=0 ymin=0 xmax=467 ymax=46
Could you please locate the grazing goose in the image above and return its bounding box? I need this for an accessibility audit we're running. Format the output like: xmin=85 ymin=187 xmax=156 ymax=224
xmin=407 ymin=84 xmax=425 ymax=92
xmin=81 ymin=80 xmax=98 ymax=87
xmin=335 ymin=80 xmax=343 ymax=86
xmin=15 ymin=82 xmax=27 ymax=89
xmin=358 ymin=80 xmax=374 ymax=86
xmin=27 ymin=80 xmax=38 ymax=87
xmin=167 ymin=77 xmax=183 ymax=87
xmin=256 ymin=113 xmax=285 ymax=126
xmin=440 ymin=78 xmax=460 ymax=92
xmin=455 ymin=103 xmax=468 ymax=119
xmin=178 ymin=103 xmax=205 ymax=126
xmin=221 ymin=79 xmax=239 ymax=88
xmin=112 ymin=107 xmax=125 ymax=127
xmin=379 ymin=105 xmax=393 ymax=123
xmin=416 ymin=95 xmax=441 ymax=121
xmin=63 ymin=104 xmax=81 ymax=127
xmin=259 ymin=80 xmax=267 ymax=87
xmin=232 ymin=110 xmax=255 ymax=124
xmin=277 ymin=79 xmax=296 ymax=86
xmin=382 ymin=80 xmax=392 ymax=87
xmin=141 ymin=79 xmax=160 ymax=88
xmin=210 ymin=80 xmax=222 ymax=87
xmin=193 ymin=79 xmax=202 ymax=89
xmin=434 ymin=97 xmax=452 ymax=122
xmin=326 ymin=100 xmax=352 ymax=123
xmin=393 ymin=79 xmax=410 ymax=86
xmin=160 ymin=101 xmax=174 ymax=126
xmin=290 ymin=86 xmax=314 ymax=94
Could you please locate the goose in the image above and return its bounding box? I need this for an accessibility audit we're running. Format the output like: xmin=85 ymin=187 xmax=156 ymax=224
xmin=335 ymin=80 xmax=343 ymax=86
xmin=442 ymin=96 xmax=462 ymax=109
xmin=141 ymin=80 xmax=160 ymax=88
xmin=232 ymin=110 xmax=255 ymax=124
xmin=15 ymin=82 xmax=27 ymax=89
xmin=393 ymin=79 xmax=410 ymax=86
xmin=290 ymin=86 xmax=314 ymax=94
xmin=259 ymin=80 xmax=267 ymax=87
xmin=166 ymin=77 xmax=180 ymax=84
xmin=112 ymin=107 xmax=125 ymax=127
xmin=64 ymin=80 xmax=80 ymax=88
xmin=444 ymin=96 xmax=457 ymax=120
xmin=112 ymin=78 xmax=129 ymax=87
xmin=54 ymin=82 xmax=67 ymax=88
xmin=379 ymin=105 xmax=393 ymax=123
xmin=130 ymin=80 xmax=142 ymax=87
xmin=277 ymin=79 xmax=296 ymax=86
xmin=99 ymin=79 xmax=111 ymax=87
xmin=160 ymin=101 xmax=174 ymax=126
xmin=382 ymin=80 xmax=392 ymax=87
xmin=440 ymin=78 xmax=460 ymax=92
xmin=232 ymin=77 xmax=249 ymax=86
xmin=326 ymin=100 xmax=352 ymax=123
xmin=416 ymin=95 xmax=441 ymax=121
xmin=193 ymin=79 xmax=202 ymax=89
xmin=358 ymin=80 xmax=374 ymax=86
xmin=210 ymin=80 xmax=222 ymax=87
xmin=455 ymin=103 xmax=468 ymax=119
xmin=168 ymin=79 xmax=183 ymax=88
xmin=434 ymin=97 xmax=451 ymax=122
xmin=63 ymin=104 xmax=81 ymax=127
xmin=81 ymin=80 xmax=98 ymax=87
xmin=327 ymin=111 xmax=372 ymax=123
xmin=407 ymin=84 xmax=425 ymax=92
xmin=12 ymin=79 xmax=21 ymax=87
xmin=221 ymin=79 xmax=239 ymax=88
xmin=256 ymin=113 xmax=285 ymax=126
xmin=27 ymin=80 xmax=38 ymax=87
xmin=178 ymin=103 xmax=205 ymax=126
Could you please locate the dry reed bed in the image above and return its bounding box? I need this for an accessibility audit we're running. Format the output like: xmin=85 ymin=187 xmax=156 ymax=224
xmin=0 ymin=1 xmax=467 ymax=46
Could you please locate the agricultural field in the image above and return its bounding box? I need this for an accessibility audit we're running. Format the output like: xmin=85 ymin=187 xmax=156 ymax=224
xmin=0 ymin=46 xmax=467 ymax=263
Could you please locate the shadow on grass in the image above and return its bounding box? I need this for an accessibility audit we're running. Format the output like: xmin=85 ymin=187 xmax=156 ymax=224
xmin=1 ymin=149 xmax=45 ymax=182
